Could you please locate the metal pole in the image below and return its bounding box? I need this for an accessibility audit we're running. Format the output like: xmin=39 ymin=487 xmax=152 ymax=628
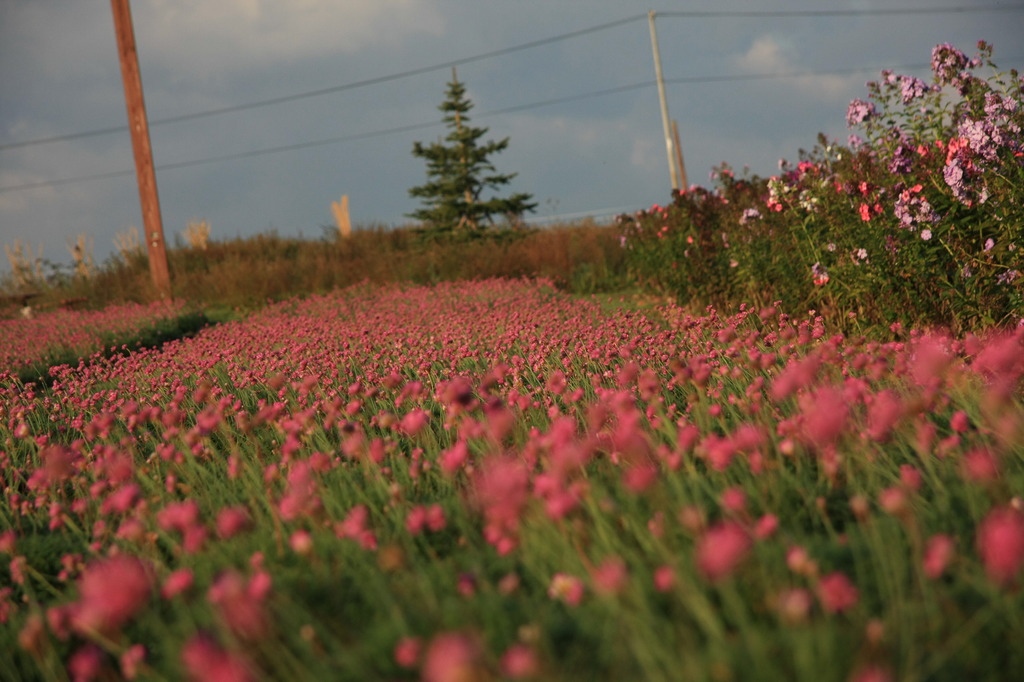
xmin=111 ymin=0 xmax=172 ymax=300
xmin=648 ymin=10 xmax=679 ymax=192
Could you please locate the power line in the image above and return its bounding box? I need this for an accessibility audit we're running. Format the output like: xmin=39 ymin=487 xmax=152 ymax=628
xmin=0 ymin=14 xmax=647 ymax=153
xmin=0 ymin=62 xmax=948 ymax=194
xmin=4 ymin=3 xmax=1021 ymax=153
xmin=658 ymin=4 xmax=1024 ymax=18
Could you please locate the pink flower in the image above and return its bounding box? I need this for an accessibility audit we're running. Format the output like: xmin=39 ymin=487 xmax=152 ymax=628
xmin=850 ymin=665 xmax=894 ymax=682
xmin=120 ymin=644 xmax=146 ymax=680
xmin=590 ymin=557 xmax=628 ymax=596
xmin=923 ymin=534 xmax=956 ymax=579
xmin=548 ymin=573 xmax=585 ymax=605
xmin=69 ymin=643 xmax=105 ymax=682
xmin=865 ymin=390 xmax=903 ymax=443
xmin=439 ymin=440 xmax=469 ymax=475
xmin=816 ymin=571 xmax=859 ymax=613
xmin=421 ymin=632 xmax=482 ymax=682
xmin=976 ymin=506 xmax=1024 ymax=585
xmin=335 ymin=504 xmax=377 ymax=550
xmin=207 ymin=571 xmax=271 ymax=639
xmin=696 ymin=521 xmax=751 ymax=582
xmin=278 ymin=461 xmax=321 ymax=521
xmin=720 ymin=487 xmax=747 ymax=514
xmin=72 ymin=556 xmax=153 ymax=636
xmin=859 ymin=203 xmax=872 ymax=221
xmin=393 ymin=636 xmax=422 ymax=668
xmin=100 ymin=483 xmax=141 ymax=515
xmin=754 ymin=514 xmax=779 ymax=540
xmin=181 ymin=634 xmax=254 ymax=682
xmin=289 ymin=530 xmax=314 ymax=555
xmin=473 ymin=457 xmax=530 ymax=554
xmin=962 ymin=448 xmax=1000 ymax=482
xmin=801 ymin=387 xmax=849 ymax=448
xmin=776 ymin=588 xmax=813 ymax=624
xmin=162 ymin=569 xmax=194 ymax=600
xmin=399 ymin=408 xmax=430 ymax=437
xmin=878 ymin=487 xmax=908 ymax=516
xmin=215 ymin=506 xmax=252 ymax=539
xmin=0 ymin=530 xmax=15 ymax=555
xmin=949 ymin=410 xmax=970 ymax=433
xmin=501 ymin=644 xmax=539 ymax=678
xmin=157 ymin=500 xmax=201 ymax=533
xmin=653 ymin=565 xmax=676 ymax=592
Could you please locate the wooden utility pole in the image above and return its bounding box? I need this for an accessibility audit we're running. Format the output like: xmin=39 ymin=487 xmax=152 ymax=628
xmin=111 ymin=0 xmax=171 ymax=300
xmin=672 ymin=120 xmax=688 ymax=191
xmin=648 ymin=10 xmax=680 ymax=192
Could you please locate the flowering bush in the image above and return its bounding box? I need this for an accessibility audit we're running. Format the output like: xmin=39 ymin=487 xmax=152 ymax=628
xmin=620 ymin=41 xmax=1024 ymax=332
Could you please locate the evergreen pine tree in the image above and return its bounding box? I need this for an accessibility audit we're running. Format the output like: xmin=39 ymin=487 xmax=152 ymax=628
xmin=408 ymin=69 xmax=536 ymax=232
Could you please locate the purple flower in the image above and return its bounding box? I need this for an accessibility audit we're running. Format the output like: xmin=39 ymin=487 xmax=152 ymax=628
xmin=846 ymin=99 xmax=877 ymax=127
xmin=894 ymin=188 xmax=939 ymax=229
xmin=943 ymin=160 xmax=969 ymax=203
xmin=984 ymin=92 xmax=1018 ymax=117
xmin=885 ymin=234 xmax=898 ymax=255
xmin=888 ymin=143 xmax=915 ymax=175
xmin=740 ymin=208 xmax=761 ymax=225
xmin=811 ymin=262 xmax=829 ymax=285
xmin=958 ymin=118 xmax=1004 ymax=162
xmin=931 ymin=43 xmax=970 ymax=86
xmin=996 ymin=270 xmax=1020 ymax=285
xmin=930 ymin=43 xmax=980 ymax=95
xmin=899 ymin=75 xmax=930 ymax=104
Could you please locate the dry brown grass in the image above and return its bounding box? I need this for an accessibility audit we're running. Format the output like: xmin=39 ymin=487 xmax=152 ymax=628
xmin=43 ymin=222 xmax=629 ymax=310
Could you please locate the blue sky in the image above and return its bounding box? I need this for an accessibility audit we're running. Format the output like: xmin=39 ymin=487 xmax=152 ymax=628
xmin=2 ymin=0 xmax=1022 ymax=272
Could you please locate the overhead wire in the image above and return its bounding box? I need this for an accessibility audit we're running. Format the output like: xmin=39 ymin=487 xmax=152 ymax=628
xmin=0 ymin=14 xmax=647 ymax=152
xmin=3 ymin=3 xmax=1023 ymax=152
xmin=0 ymin=62 xmax=945 ymax=194
xmin=2 ymin=2 xmax=1022 ymax=193
xmin=657 ymin=5 xmax=1024 ymax=18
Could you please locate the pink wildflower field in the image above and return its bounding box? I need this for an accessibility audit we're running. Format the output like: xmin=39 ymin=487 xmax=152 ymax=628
xmin=1 ymin=301 xmax=191 ymax=382
xmin=2 ymin=278 xmax=1023 ymax=681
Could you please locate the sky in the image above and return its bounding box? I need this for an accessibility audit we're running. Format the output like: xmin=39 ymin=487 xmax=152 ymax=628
xmin=2 ymin=0 xmax=1023 ymax=274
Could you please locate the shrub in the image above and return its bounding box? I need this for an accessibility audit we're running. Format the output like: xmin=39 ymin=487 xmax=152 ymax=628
xmin=620 ymin=41 xmax=1023 ymax=333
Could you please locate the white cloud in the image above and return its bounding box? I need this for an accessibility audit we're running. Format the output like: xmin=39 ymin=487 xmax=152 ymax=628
xmin=135 ymin=0 xmax=446 ymax=78
xmin=630 ymin=136 xmax=659 ymax=169
xmin=734 ymin=35 xmax=862 ymax=101
xmin=0 ymin=171 xmax=57 ymax=213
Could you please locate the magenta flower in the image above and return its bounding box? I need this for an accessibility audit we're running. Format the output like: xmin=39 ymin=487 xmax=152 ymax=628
xmin=590 ymin=557 xmax=628 ymax=596
xmin=393 ymin=636 xmax=422 ymax=668
xmin=548 ymin=573 xmax=585 ymax=605
xmin=181 ymin=634 xmax=255 ymax=682
xmin=923 ymin=534 xmax=956 ymax=579
xmin=72 ymin=556 xmax=153 ymax=636
xmin=696 ymin=521 xmax=751 ymax=582
xmin=161 ymin=569 xmax=194 ymax=600
xmin=501 ymin=644 xmax=539 ymax=679
xmin=215 ymin=506 xmax=253 ymax=539
xmin=207 ymin=570 xmax=272 ymax=640
xmin=977 ymin=506 xmax=1024 ymax=586
xmin=421 ymin=632 xmax=483 ymax=682
xmin=816 ymin=571 xmax=859 ymax=613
